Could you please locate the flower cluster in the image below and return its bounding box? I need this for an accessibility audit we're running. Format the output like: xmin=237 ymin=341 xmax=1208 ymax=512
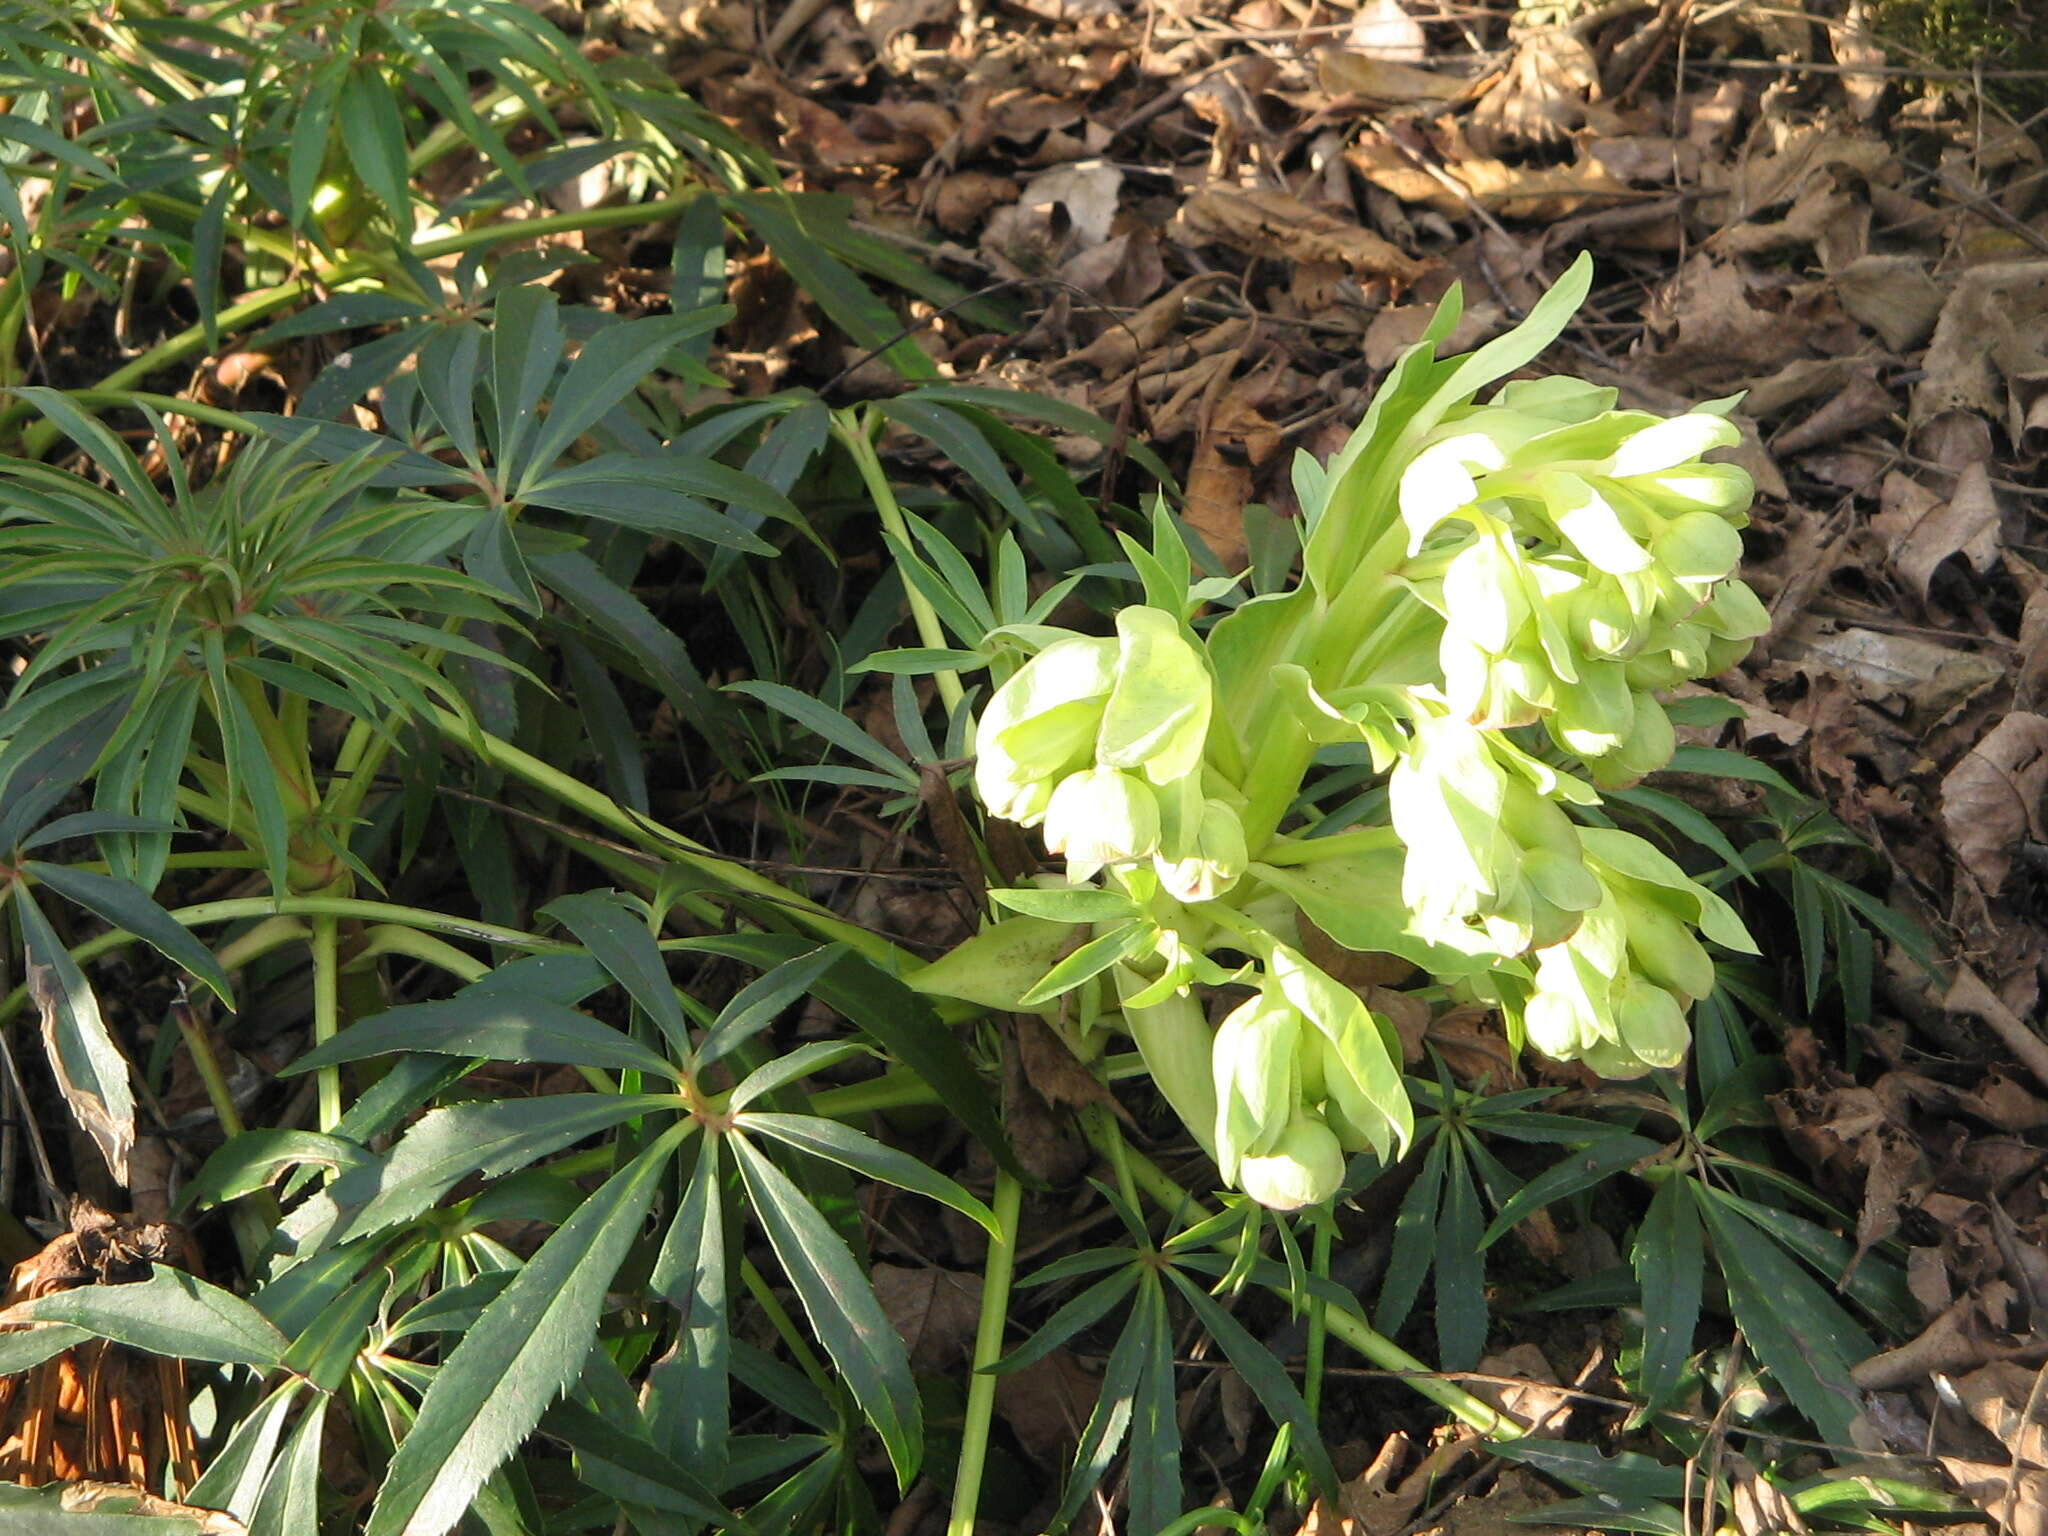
xmin=919 ymin=254 xmax=1766 ymax=1210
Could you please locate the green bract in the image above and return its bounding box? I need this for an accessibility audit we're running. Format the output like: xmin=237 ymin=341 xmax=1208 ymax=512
xmin=925 ymin=252 xmax=1770 ymax=1208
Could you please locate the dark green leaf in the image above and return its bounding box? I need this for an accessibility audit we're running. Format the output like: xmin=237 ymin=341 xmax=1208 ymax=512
xmin=542 ymin=891 xmax=691 ymax=1059
xmin=1479 ymin=1135 xmax=1663 ymax=1248
xmin=286 ymin=994 xmax=679 ymax=1080
xmin=364 ymin=1131 xmax=680 ymax=1536
xmin=1632 ymin=1177 xmax=1702 ymax=1414
xmin=730 ymin=1132 xmax=921 ymax=1489
xmin=5 ymin=1264 xmax=286 ymax=1368
xmin=23 ymin=861 xmax=232 ymax=1005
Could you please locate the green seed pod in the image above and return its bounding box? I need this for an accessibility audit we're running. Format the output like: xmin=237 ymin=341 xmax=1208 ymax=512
xmin=1237 ymin=1112 xmax=1346 ymax=1210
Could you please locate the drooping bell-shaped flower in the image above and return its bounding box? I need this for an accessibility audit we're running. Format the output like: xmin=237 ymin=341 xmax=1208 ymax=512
xmin=972 ymin=633 xmax=1118 ymax=826
xmin=1041 ymin=766 xmax=1162 ymax=882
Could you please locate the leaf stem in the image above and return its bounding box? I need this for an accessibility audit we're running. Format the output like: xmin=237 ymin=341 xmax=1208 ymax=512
xmin=1304 ymin=1211 xmax=1332 ymax=1422
xmin=422 ymin=706 xmax=913 ymax=968
xmin=947 ymin=1168 xmax=1022 ymax=1536
xmin=309 ymin=914 xmax=343 ymax=1131
xmin=831 ymin=409 xmax=965 ymax=713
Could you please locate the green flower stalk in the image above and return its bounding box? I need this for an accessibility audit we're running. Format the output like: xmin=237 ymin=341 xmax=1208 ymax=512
xmin=921 ymin=252 xmax=1767 ymax=1209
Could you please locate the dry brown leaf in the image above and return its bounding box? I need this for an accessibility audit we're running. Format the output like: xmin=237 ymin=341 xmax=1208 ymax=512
xmin=1772 ymin=369 xmax=1895 ymax=454
xmin=994 ymin=1349 xmax=1098 ymax=1472
xmin=1832 ymin=254 xmax=1945 ymax=352
xmin=1316 ymin=50 xmax=1468 ymax=104
xmin=1939 ymin=1460 xmax=2048 ymax=1536
xmin=1346 ymin=128 xmax=1633 ymax=221
xmin=872 ymin=1264 xmax=983 ymax=1373
xmin=1183 ymin=364 xmax=1282 ymax=570
xmin=1173 ymin=187 xmax=1428 ymax=284
xmin=1940 ymin=712 xmax=2048 ymax=896
xmin=1363 ymin=299 xmax=1505 ymax=372
xmin=1467 ymin=32 xmax=1596 ymax=153
xmin=1913 ymin=261 xmax=2048 ymax=435
xmin=1874 ymin=460 xmax=2003 ymax=599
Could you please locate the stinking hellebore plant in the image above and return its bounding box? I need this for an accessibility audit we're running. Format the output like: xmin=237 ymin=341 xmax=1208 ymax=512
xmin=913 ymin=252 xmax=1765 ymax=1210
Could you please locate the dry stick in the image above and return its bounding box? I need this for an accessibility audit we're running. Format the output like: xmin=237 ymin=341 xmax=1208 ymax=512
xmin=1945 ymin=964 xmax=2048 ymax=1098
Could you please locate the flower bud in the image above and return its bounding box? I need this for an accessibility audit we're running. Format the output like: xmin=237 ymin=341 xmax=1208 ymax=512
xmin=1547 ymin=660 xmax=1634 ymax=759
xmin=1098 ymin=606 xmax=1214 ymax=786
xmin=1213 ymin=988 xmax=1306 ymax=1180
xmin=1568 ymin=579 xmax=1642 ymax=659
xmin=1441 ymin=537 xmax=1529 ymax=657
xmin=1042 ymin=767 xmax=1161 ymax=879
xmin=1238 ymin=1113 xmax=1346 ymax=1210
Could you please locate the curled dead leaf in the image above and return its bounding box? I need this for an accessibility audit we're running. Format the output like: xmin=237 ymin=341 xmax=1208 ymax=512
xmin=1940 ymin=712 xmax=2048 ymax=896
xmin=1172 ymin=187 xmax=1428 ymax=284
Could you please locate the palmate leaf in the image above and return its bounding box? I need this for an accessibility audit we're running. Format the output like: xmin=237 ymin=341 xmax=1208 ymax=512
xmin=1376 ymin=1128 xmax=1444 ymax=1338
xmin=1165 ymin=1266 xmax=1338 ymax=1503
xmin=0 ymin=1484 xmax=216 ymax=1533
xmin=730 ymin=1131 xmax=921 ymax=1489
xmin=1045 ymin=1273 xmax=1153 ymax=1535
xmin=1436 ymin=1135 xmax=1488 ymax=1371
xmin=680 ymin=934 xmax=1023 ymax=1179
xmin=281 ymin=1094 xmax=676 ymax=1256
xmin=1695 ymin=1187 xmax=1872 ymax=1449
xmin=22 ymin=860 xmax=232 ymax=1004
xmin=647 ymin=1137 xmax=729 ymax=1483
xmin=246 ymin=1397 xmax=324 ymax=1536
xmin=737 ymin=1112 xmax=996 ymax=1233
xmin=696 ymin=942 xmax=846 ymax=1066
xmin=283 ymin=992 xmax=680 ymax=1080
xmin=541 ymin=889 xmax=692 ymax=1058
xmin=365 ymin=1129 xmax=684 ymax=1536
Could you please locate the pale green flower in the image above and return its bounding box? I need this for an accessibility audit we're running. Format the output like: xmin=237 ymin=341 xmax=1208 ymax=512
xmin=1237 ymin=1112 xmax=1346 ymax=1210
xmin=1041 ymin=766 xmax=1161 ymax=880
xmin=1153 ymin=788 xmax=1249 ymax=904
xmin=1098 ymin=604 xmax=1215 ymax=785
xmin=973 ymin=633 xmax=1117 ymax=825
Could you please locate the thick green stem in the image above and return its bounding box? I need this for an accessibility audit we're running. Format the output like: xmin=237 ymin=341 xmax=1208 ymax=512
xmin=832 ymin=409 xmax=964 ymax=713
xmin=1304 ymin=1213 xmax=1332 ymax=1422
xmin=947 ymin=1169 xmax=1023 ymax=1536
xmin=309 ymin=914 xmax=342 ymax=1131
xmin=0 ymin=897 xmax=555 ymax=1033
xmin=423 ymin=707 xmax=911 ymax=968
